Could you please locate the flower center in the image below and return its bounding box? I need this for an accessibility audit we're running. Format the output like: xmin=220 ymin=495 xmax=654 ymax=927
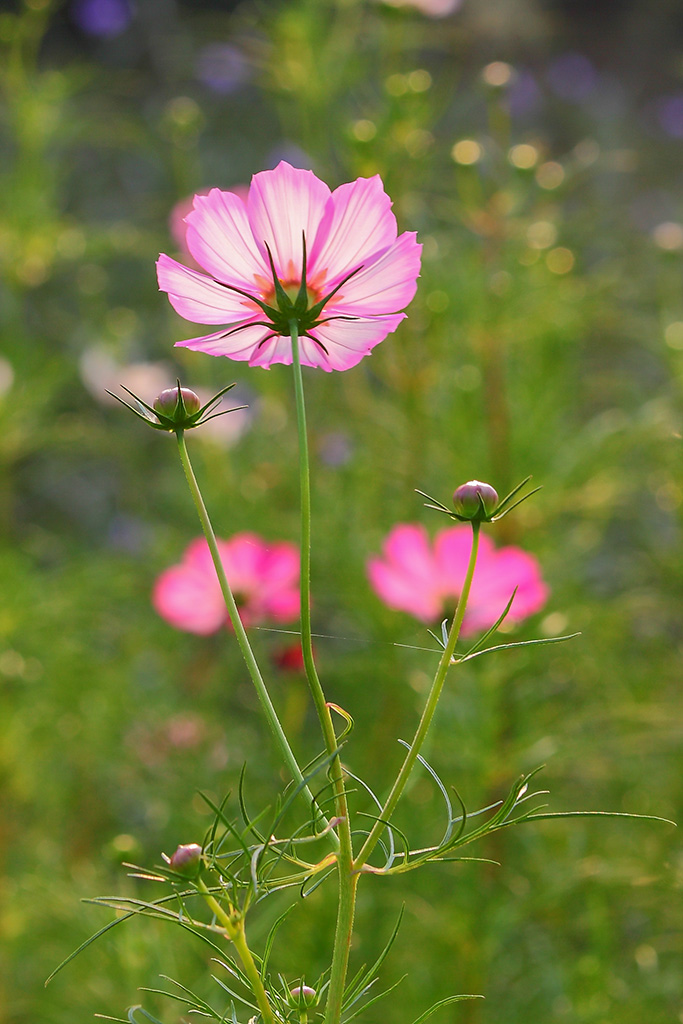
xmin=261 ymin=279 xmax=321 ymax=310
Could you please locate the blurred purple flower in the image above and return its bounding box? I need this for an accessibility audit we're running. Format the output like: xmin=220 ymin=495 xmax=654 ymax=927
xmin=265 ymin=143 xmax=314 ymax=171
xmin=196 ymin=43 xmax=252 ymax=95
xmin=107 ymin=514 xmax=150 ymax=555
xmin=656 ymin=94 xmax=683 ymax=138
xmin=509 ymin=69 xmax=542 ymax=118
xmin=319 ymin=432 xmax=353 ymax=467
xmin=547 ymin=53 xmax=599 ymax=102
xmin=71 ymin=0 xmax=133 ymax=37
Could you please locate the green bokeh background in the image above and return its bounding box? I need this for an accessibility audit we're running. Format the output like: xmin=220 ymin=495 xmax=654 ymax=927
xmin=0 ymin=1 xmax=681 ymax=1022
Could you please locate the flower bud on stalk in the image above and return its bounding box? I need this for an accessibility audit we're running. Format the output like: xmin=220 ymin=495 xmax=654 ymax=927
xmin=107 ymin=378 xmax=241 ymax=432
xmin=287 ymin=984 xmax=318 ymax=1024
xmin=288 ymin=985 xmax=318 ymax=1009
xmin=154 ymin=386 xmax=202 ymax=419
xmin=452 ymin=480 xmax=499 ymax=522
xmin=168 ymin=842 xmax=203 ymax=877
xmin=417 ymin=474 xmax=540 ymax=526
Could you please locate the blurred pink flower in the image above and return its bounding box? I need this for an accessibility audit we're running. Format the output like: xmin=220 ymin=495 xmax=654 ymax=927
xmin=367 ymin=524 xmax=548 ymax=636
xmin=378 ymin=0 xmax=461 ymax=16
xmin=79 ymin=346 xmax=174 ymax=406
xmin=157 ymin=160 xmax=421 ymax=371
xmin=153 ymin=533 xmax=300 ymax=634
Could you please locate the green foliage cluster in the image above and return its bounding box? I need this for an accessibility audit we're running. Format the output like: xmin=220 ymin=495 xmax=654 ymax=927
xmin=0 ymin=1 xmax=681 ymax=1022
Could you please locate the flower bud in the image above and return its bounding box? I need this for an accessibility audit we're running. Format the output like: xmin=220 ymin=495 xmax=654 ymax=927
xmin=110 ymin=379 xmax=237 ymax=433
xmin=288 ymin=985 xmax=317 ymax=1009
xmin=452 ymin=480 xmax=499 ymax=521
xmin=154 ymin=386 xmax=201 ymax=419
xmin=168 ymin=842 xmax=203 ymax=876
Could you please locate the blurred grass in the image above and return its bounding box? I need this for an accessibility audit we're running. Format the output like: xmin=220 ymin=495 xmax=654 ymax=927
xmin=0 ymin=0 xmax=681 ymax=1022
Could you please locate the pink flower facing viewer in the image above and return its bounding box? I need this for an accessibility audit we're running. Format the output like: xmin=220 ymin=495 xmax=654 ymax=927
xmin=153 ymin=533 xmax=299 ymax=634
xmin=157 ymin=160 xmax=422 ymax=371
xmin=367 ymin=524 xmax=548 ymax=636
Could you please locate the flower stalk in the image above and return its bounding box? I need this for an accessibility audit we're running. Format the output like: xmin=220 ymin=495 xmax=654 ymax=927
xmin=175 ymin=429 xmax=336 ymax=846
xmin=354 ymin=522 xmax=481 ymax=872
xmin=196 ymin=877 xmax=278 ymax=1024
xmin=290 ymin=321 xmax=356 ymax=1024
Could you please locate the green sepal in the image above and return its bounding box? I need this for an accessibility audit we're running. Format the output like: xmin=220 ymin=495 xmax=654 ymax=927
xmin=417 ymin=475 xmax=542 ymax=525
xmin=108 ymin=380 xmax=242 ymax=433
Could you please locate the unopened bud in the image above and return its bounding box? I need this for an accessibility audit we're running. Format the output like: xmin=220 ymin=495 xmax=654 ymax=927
xmin=110 ymin=379 xmax=237 ymax=433
xmin=452 ymin=480 xmax=499 ymax=521
xmin=289 ymin=985 xmax=317 ymax=1009
xmin=168 ymin=842 xmax=203 ymax=876
xmin=154 ymin=386 xmax=201 ymax=419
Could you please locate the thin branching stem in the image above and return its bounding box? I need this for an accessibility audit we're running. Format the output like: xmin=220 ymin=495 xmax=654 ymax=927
xmin=354 ymin=523 xmax=481 ymax=872
xmin=196 ymin=878 xmax=278 ymax=1024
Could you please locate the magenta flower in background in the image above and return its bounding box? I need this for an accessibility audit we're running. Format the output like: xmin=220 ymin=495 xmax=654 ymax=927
xmin=157 ymin=160 xmax=421 ymax=371
xmin=367 ymin=524 xmax=548 ymax=636
xmin=153 ymin=534 xmax=300 ymax=634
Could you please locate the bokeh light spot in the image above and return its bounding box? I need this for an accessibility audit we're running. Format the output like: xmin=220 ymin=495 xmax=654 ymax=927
xmin=509 ymin=143 xmax=539 ymax=169
xmin=546 ymin=247 xmax=575 ymax=274
xmin=451 ymin=139 xmax=482 ymax=164
xmin=482 ymin=61 xmax=513 ymax=87
xmin=536 ymin=161 xmax=565 ymax=189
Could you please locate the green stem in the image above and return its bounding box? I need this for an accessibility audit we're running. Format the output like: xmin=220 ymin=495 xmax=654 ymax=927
xmin=354 ymin=522 xmax=481 ymax=872
xmin=289 ymin=324 xmax=356 ymax=1024
xmin=196 ymin=878 xmax=278 ymax=1024
xmin=175 ymin=430 xmax=335 ymax=846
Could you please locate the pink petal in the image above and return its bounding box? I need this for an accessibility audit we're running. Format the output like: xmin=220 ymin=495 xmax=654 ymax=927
xmin=262 ymin=589 xmax=300 ymax=622
xmin=309 ymin=176 xmax=397 ymax=287
xmin=221 ymin=533 xmax=267 ymax=592
xmin=468 ymin=547 xmax=548 ymax=629
xmin=247 ymin=334 xmax=301 ymax=369
xmin=184 ymin=536 xmax=220 ymax=572
xmin=175 ymin=322 xmax=275 ymax=359
xmin=247 ymin=162 xmax=330 ymax=281
xmin=185 ymin=188 xmax=268 ymax=288
xmin=329 ymin=232 xmax=422 ymax=317
xmin=262 ymin=543 xmax=300 ymax=588
xmin=157 ymin=253 xmax=257 ymax=324
xmin=153 ymin=564 xmax=226 ymax=634
xmin=435 ymin=527 xmax=494 ymax=598
xmin=307 ymin=314 xmax=406 ymax=370
xmin=367 ymin=558 xmax=442 ymax=621
xmin=383 ymin=524 xmax=436 ymax=581
xmin=367 ymin=524 xmax=443 ymax=620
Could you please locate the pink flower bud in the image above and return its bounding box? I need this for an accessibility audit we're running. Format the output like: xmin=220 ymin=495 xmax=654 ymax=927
xmin=154 ymin=386 xmax=201 ymax=418
xmin=452 ymin=480 xmax=499 ymax=521
xmin=289 ymin=985 xmax=317 ymax=1008
xmin=168 ymin=842 xmax=203 ymax=876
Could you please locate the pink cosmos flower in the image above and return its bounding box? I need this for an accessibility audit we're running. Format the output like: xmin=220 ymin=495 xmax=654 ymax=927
xmin=367 ymin=524 xmax=548 ymax=636
xmin=153 ymin=533 xmax=299 ymax=634
xmin=169 ymin=186 xmax=250 ymax=269
xmin=156 ymin=160 xmax=422 ymax=372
